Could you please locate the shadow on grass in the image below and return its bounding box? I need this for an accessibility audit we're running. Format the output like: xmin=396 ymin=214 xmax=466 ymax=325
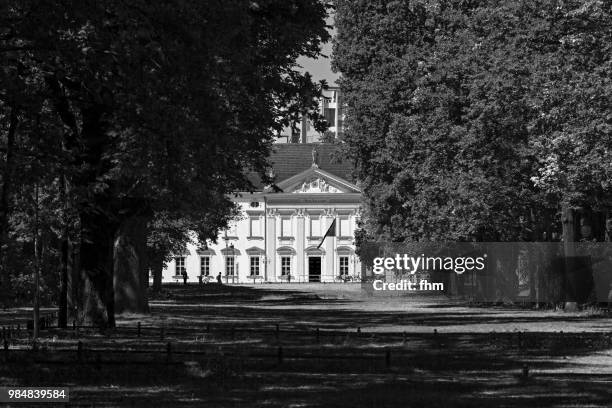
xmin=145 ymin=284 xmax=612 ymax=333
xmin=1 ymin=284 xmax=611 ymax=407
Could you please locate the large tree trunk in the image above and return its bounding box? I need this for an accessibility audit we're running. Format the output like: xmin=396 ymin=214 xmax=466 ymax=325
xmin=561 ymin=205 xmax=577 ymax=309
xmin=79 ymin=209 xmax=116 ymax=328
xmin=151 ymin=256 xmax=163 ymax=293
xmin=0 ymin=107 xmax=17 ymax=304
xmin=68 ymin=233 xmax=80 ymax=323
xmin=58 ymin=174 xmax=71 ymax=328
xmin=562 ymin=205 xmax=576 ymax=256
xmin=114 ymin=216 xmax=150 ymax=314
xmin=58 ymin=236 xmax=71 ymax=328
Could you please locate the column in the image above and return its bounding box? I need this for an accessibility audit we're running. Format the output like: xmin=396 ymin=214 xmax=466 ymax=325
xmin=324 ymin=209 xmax=335 ymax=282
xmin=266 ymin=209 xmax=276 ymax=282
xmin=296 ymin=210 xmax=305 ymax=282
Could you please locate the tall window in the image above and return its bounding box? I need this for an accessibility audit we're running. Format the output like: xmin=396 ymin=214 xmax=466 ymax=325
xmin=250 ymin=256 xmax=260 ymax=276
xmin=250 ymin=218 xmax=262 ymax=237
xmin=281 ymin=256 xmax=291 ymax=276
xmin=200 ymin=256 xmax=210 ymax=276
xmin=281 ymin=218 xmax=292 ymax=237
xmin=175 ymin=257 xmax=186 ymax=276
xmin=324 ymin=107 xmax=336 ymax=124
xmin=310 ymin=217 xmax=321 ymax=237
xmin=225 ymin=256 xmax=235 ymax=276
xmin=339 ymin=217 xmax=350 ymax=237
xmin=339 ymin=256 xmax=349 ymax=276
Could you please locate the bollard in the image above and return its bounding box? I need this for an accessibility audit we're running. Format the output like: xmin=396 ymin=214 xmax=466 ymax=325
xmin=137 ymin=322 xmax=141 ymax=338
xmin=166 ymin=342 xmax=172 ymax=363
xmin=77 ymin=341 xmax=83 ymax=363
xmin=385 ymin=349 xmax=391 ymax=368
xmin=277 ymin=346 xmax=283 ymax=364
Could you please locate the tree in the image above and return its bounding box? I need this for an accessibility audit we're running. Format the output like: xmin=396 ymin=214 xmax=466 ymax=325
xmin=2 ymin=0 xmax=331 ymax=326
xmin=333 ymin=0 xmax=611 ymax=244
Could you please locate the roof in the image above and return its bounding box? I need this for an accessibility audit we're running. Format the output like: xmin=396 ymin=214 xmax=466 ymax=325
xmin=247 ymin=143 xmax=354 ymax=190
xmin=276 ymin=166 xmax=360 ymax=193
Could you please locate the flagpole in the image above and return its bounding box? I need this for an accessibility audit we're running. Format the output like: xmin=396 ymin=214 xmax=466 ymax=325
xmin=333 ymin=229 xmax=336 ymax=282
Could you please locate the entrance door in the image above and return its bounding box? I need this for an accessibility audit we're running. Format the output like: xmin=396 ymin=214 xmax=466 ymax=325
xmin=308 ymin=257 xmax=322 ymax=282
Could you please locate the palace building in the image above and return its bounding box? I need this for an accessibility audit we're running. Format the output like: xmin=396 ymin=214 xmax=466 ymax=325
xmin=161 ymin=143 xmax=362 ymax=283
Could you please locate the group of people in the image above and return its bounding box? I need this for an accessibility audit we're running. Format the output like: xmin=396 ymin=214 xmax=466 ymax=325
xmin=181 ymin=270 xmax=223 ymax=285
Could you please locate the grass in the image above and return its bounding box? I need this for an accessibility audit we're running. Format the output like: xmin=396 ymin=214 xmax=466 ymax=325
xmin=1 ymin=283 xmax=611 ymax=407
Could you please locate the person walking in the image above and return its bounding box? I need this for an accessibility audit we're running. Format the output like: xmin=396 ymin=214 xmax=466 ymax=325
xmin=182 ymin=269 xmax=188 ymax=285
xmin=216 ymin=272 xmax=223 ymax=284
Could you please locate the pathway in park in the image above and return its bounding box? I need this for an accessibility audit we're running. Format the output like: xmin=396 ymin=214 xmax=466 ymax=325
xmin=1 ymin=283 xmax=611 ymax=407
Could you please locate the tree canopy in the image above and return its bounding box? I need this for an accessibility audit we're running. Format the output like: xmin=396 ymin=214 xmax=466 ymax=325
xmin=1 ymin=0 xmax=331 ymax=326
xmin=333 ymin=0 xmax=612 ymax=243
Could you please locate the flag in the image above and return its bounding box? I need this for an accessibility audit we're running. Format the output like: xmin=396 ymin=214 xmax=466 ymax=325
xmin=317 ymin=219 xmax=336 ymax=249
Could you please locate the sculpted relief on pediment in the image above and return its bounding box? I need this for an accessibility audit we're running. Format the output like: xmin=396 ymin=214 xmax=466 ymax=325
xmin=292 ymin=177 xmax=343 ymax=194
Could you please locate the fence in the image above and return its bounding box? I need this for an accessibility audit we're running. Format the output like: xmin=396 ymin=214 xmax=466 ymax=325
xmin=3 ymin=314 xmax=612 ymax=369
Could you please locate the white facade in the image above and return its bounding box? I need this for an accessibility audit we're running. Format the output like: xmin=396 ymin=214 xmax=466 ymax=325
xmin=162 ymin=161 xmax=361 ymax=284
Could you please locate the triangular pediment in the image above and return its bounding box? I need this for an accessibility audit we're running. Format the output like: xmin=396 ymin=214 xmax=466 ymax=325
xmin=275 ymin=165 xmax=360 ymax=193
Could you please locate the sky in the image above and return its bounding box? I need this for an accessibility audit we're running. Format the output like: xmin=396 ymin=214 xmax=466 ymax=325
xmin=296 ymin=15 xmax=339 ymax=86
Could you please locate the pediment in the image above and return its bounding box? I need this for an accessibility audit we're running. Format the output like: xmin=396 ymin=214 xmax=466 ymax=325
xmin=276 ymin=166 xmax=360 ymax=194
xmin=291 ymin=176 xmax=343 ymax=193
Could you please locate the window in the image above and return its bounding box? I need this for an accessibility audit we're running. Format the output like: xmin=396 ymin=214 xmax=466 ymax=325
xmin=310 ymin=217 xmax=321 ymax=237
xmin=324 ymin=107 xmax=336 ymax=124
xmin=250 ymin=218 xmax=262 ymax=237
xmin=175 ymin=257 xmax=186 ymax=276
xmin=250 ymin=256 xmax=260 ymax=276
xmin=281 ymin=256 xmax=291 ymax=276
xmin=339 ymin=256 xmax=349 ymax=276
xmin=200 ymin=256 xmax=210 ymax=276
xmin=339 ymin=217 xmax=350 ymax=237
xmin=225 ymin=256 xmax=235 ymax=276
xmin=281 ymin=218 xmax=292 ymax=237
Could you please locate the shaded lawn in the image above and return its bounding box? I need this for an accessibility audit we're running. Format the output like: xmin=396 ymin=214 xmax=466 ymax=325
xmin=1 ymin=284 xmax=611 ymax=407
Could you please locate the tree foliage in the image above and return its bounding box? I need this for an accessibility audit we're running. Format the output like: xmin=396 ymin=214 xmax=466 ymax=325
xmin=333 ymin=0 xmax=612 ymax=243
xmin=1 ymin=1 xmax=331 ymax=322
